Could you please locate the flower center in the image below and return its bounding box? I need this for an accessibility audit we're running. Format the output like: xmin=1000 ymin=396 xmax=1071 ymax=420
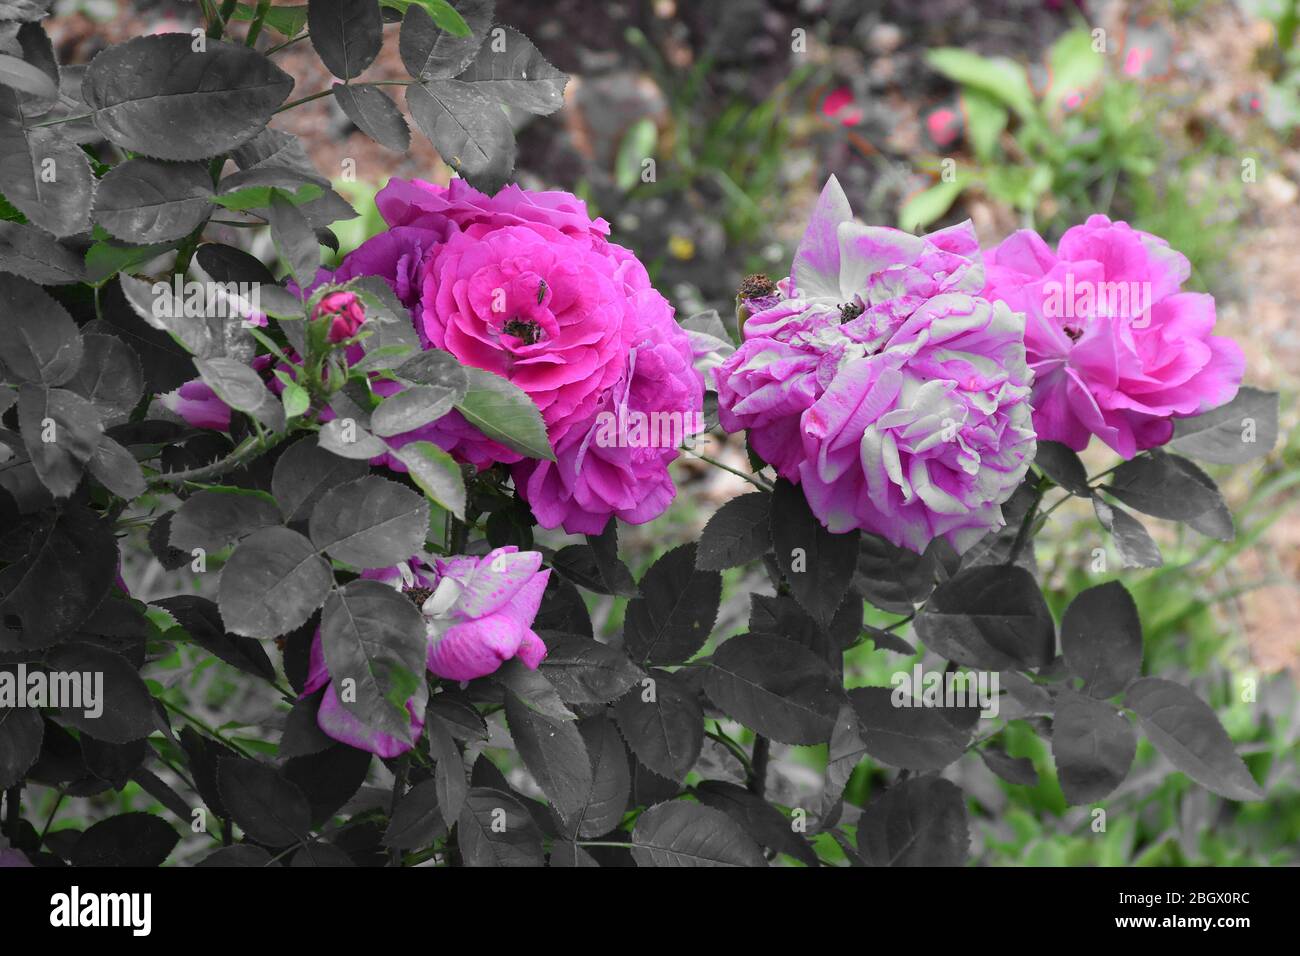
xmin=405 ymin=585 xmax=435 ymax=609
xmin=502 ymin=316 xmax=542 ymax=345
xmin=1063 ymin=324 xmax=1083 ymax=342
xmin=840 ymin=302 xmax=865 ymax=323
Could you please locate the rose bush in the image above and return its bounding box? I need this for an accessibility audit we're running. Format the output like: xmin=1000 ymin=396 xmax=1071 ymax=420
xmin=0 ymin=0 xmax=1281 ymax=873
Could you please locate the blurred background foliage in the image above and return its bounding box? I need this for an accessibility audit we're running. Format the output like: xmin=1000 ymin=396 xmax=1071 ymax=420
xmin=37 ymin=0 xmax=1300 ymax=865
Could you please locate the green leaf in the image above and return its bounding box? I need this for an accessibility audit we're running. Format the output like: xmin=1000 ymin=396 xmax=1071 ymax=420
xmin=630 ymin=801 xmax=766 ymax=867
xmin=1052 ymin=688 xmax=1136 ymax=805
xmin=384 ymin=777 xmax=447 ymax=849
xmin=320 ymin=578 xmax=429 ymax=741
xmin=308 ymin=474 xmax=430 ymax=569
xmin=0 ymin=274 xmax=83 ymax=385
xmin=611 ymin=669 xmax=701 ymax=783
xmin=770 ymin=478 xmax=858 ymax=629
xmin=914 ymin=564 xmax=1055 ymax=670
xmin=0 ymin=220 xmax=84 ymax=285
xmin=233 ymin=3 xmax=310 ymax=37
xmin=848 ymin=685 xmax=969 ymax=771
xmin=218 ymin=526 xmax=334 ymax=638
xmin=332 ymin=82 xmax=411 ymax=152
xmin=1092 ymin=497 xmax=1162 ymax=569
xmin=63 ymin=333 xmax=144 ymax=419
xmin=1168 ymin=387 xmax=1279 ymax=464
xmin=1060 ymin=580 xmax=1142 ymax=698
xmin=268 ymin=189 xmax=321 ymax=287
xmin=398 ymin=1 xmax=489 ymax=79
xmin=623 ymin=543 xmax=720 ymax=666
xmin=857 ymin=776 xmax=969 ymax=866
xmin=925 ymin=47 xmax=1036 ymax=118
xmin=83 ymin=35 xmax=294 ymax=161
xmin=454 ymin=366 xmax=554 ymax=461
xmin=308 ymin=0 xmax=384 ymax=80
xmin=391 ymin=0 xmax=473 ymax=37
xmin=898 ymin=177 xmax=963 ymax=233
xmin=169 ymin=487 xmax=282 ymax=554
xmin=1045 ymin=29 xmax=1104 ymax=112
xmin=696 ymin=491 xmax=771 ymax=571
xmin=390 ymin=439 xmax=466 ymax=519
xmin=406 ymin=79 xmax=515 ymax=193
xmin=1125 ymin=678 xmax=1264 ymax=802
xmin=959 ymin=88 xmax=1007 ymax=162
xmin=706 ymin=634 xmax=847 ymax=745
xmin=92 ymin=158 xmax=214 ymax=244
xmin=457 ymin=26 xmax=567 ymax=115
xmin=0 ymin=98 xmax=95 ymax=237
xmin=614 ymin=116 xmax=657 ymax=191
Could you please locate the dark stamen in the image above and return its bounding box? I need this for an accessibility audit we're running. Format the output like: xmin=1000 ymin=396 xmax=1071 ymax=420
xmin=1064 ymin=325 xmax=1083 ymax=342
xmin=405 ymin=586 xmax=435 ymax=609
xmin=840 ymin=302 xmax=864 ymax=323
xmin=502 ymin=317 xmax=541 ymax=345
xmin=738 ymin=273 xmax=777 ymax=300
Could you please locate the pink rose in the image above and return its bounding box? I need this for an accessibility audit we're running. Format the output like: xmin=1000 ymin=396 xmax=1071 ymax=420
xmin=982 ymin=216 xmax=1244 ymax=458
xmin=159 ymin=379 xmax=232 ymax=431
xmin=716 ymin=177 xmax=1036 ymax=553
xmin=513 ymin=292 xmax=703 ymax=534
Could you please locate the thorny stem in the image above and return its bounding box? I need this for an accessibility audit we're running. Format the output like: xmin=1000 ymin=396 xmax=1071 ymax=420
xmin=150 ymin=431 xmax=288 ymax=487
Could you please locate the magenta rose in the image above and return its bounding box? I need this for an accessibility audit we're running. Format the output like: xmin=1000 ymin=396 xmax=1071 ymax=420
xmin=715 ymin=177 xmax=1036 ymax=554
xmin=301 ymin=547 xmax=550 ymax=757
xmin=159 ymin=378 xmax=232 ymax=431
xmin=512 ymin=286 xmax=704 ymax=534
xmin=982 ymin=216 xmax=1244 ymax=458
xmin=321 ymin=178 xmax=701 ymax=530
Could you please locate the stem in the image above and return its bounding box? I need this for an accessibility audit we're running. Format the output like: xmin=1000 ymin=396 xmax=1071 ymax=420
xmin=38 ymin=789 xmax=65 ymax=846
xmin=1005 ymin=478 xmax=1048 ymax=566
xmin=389 ymin=756 xmax=410 ymax=866
xmin=274 ymin=80 xmax=414 ymax=114
xmin=3 ymin=785 xmax=19 ymax=841
xmin=159 ymin=698 xmax=255 ymax=758
xmin=207 ymin=0 xmax=239 ymax=39
xmin=266 ymin=33 xmax=310 ymax=55
xmin=150 ymin=431 xmax=285 ymax=487
xmin=449 ymin=515 xmax=470 ymax=555
xmin=705 ymin=727 xmax=753 ymax=775
xmin=748 ymin=736 xmax=770 ymax=798
xmin=684 ymin=449 xmax=772 ymax=491
xmin=245 ymin=0 xmax=272 ymax=47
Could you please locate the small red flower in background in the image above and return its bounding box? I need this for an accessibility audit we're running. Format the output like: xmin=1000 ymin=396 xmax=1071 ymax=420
xmin=821 ymin=86 xmax=864 ymax=126
xmin=925 ymin=105 xmax=962 ymax=148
